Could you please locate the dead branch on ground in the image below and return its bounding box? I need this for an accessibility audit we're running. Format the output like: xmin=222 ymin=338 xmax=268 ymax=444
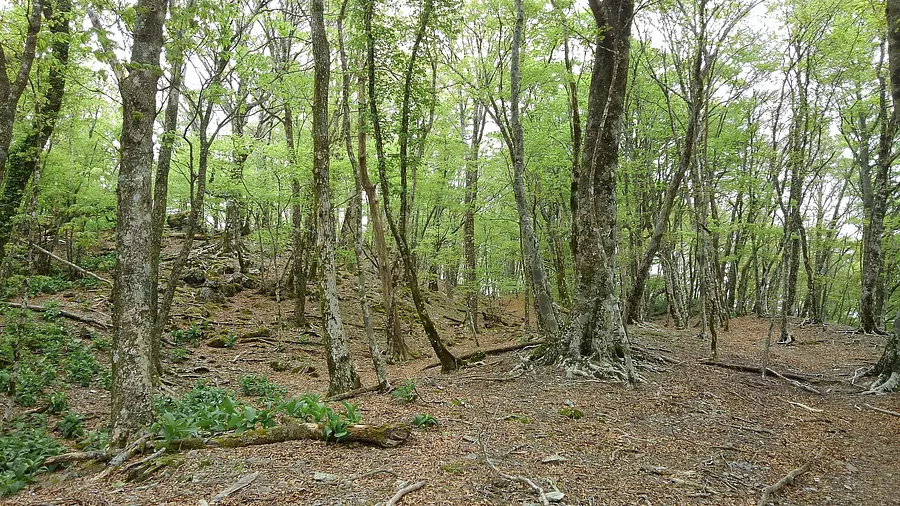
xmin=863 ymin=403 xmax=900 ymax=418
xmin=479 ymin=435 xmax=550 ymax=506
xmin=386 ymin=481 xmax=427 ymax=506
xmin=26 ymin=242 xmax=112 ymax=286
xmin=699 ymin=360 xmax=822 ymax=394
xmin=2 ymin=302 xmax=110 ymax=329
xmin=757 ymin=448 xmax=824 ymax=506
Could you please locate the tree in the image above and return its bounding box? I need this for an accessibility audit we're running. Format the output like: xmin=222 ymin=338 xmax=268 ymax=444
xmin=0 ymin=0 xmax=70 ymax=261
xmin=0 ymin=0 xmax=42 ymax=188
xmin=312 ymin=0 xmax=360 ymax=394
xmin=868 ymin=0 xmax=900 ymax=393
xmin=364 ymin=0 xmax=460 ymax=371
xmin=541 ymin=0 xmax=635 ymax=381
xmin=107 ymin=0 xmax=168 ymax=446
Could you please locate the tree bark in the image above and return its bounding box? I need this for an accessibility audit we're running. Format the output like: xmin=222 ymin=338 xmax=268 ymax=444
xmin=508 ymin=0 xmax=559 ymax=337
xmin=110 ymin=0 xmax=168 ymax=448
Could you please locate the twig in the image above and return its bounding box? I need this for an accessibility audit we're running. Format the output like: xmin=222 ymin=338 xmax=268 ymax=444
xmin=2 ymin=302 xmax=111 ymax=329
xmin=757 ymin=448 xmax=824 ymax=506
xmin=479 ymin=436 xmax=549 ymax=506
xmin=211 ymin=471 xmax=260 ymax=503
xmin=864 ymin=403 xmax=900 ymax=418
xmin=385 ymin=480 xmax=426 ymax=506
xmin=26 ymin=242 xmax=112 ymax=286
xmin=786 ymin=401 xmax=823 ymax=413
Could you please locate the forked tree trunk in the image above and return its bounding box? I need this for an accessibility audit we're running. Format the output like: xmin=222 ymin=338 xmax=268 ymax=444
xmin=545 ymin=0 xmax=634 ymax=381
xmin=110 ymin=0 xmax=167 ymax=447
xmin=311 ymin=0 xmax=360 ymax=395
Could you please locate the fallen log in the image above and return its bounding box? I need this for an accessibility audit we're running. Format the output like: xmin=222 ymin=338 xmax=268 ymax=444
xmin=326 ymin=383 xmax=386 ymax=402
xmin=45 ymin=422 xmax=412 ymax=470
xmin=166 ymin=421 xmax=411 ymax=450
xmin=422 ymin=340 xmax=546 ymax=370
xmin=2 ymin=302 xmax=111 ymax=329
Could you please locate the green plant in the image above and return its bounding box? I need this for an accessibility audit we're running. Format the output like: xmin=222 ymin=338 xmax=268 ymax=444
xmin=170 ymin=347 xmax=189 ymax=363
xmin=558 ymin=406 xmax=584 ymax=420
xmin=169 ymin=324 xmax=205 ymax=346
xmin=75 ymin=276 xmax=100 ymax=289
xmin=56 ymin=413 xmax=84 ymax=439
xmin=48 ymin=392 xmax=68 ymax=414
xmin=277 ymin=395 xmax=361 ymax=442
xmin=0 ymin=425 xmax=61 ymax=497
xmin=391 ymin=380 xmax=418 ymax=403
xmin=412 ymin=413 xmax=438 ymax=429
xmin=78 ymin=430 xmax=109 ymax=451
xmin=26 ymin=275 xmax=72 ymax=296
xmin=239 ymin=374 xmax=287 ymax=400
xmin=98 ymin=369 xmax=111 ymax=390
xmin=153 ymin=382 xmax=277 ymax=442
xmin=223 ymin=333 xmax=238 ymax=348
xmin=91 ymin=337 xmax=112 ymax=352
xmin=64 ymin=342 xmax=100 ymax=387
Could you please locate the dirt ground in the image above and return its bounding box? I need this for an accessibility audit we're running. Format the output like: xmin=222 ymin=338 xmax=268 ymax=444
xmin=4 ymin=270 xmax=900 ymax=506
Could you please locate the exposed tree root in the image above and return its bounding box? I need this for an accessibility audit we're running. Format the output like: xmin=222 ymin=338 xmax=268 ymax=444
xmin=386 ymin=480 xmax=427 ymax=506
xmin=864 ymin=371 xmax=900 ymax=394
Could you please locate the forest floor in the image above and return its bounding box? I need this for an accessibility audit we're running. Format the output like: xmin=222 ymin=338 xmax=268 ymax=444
xmin=3 ymin=242 xmax=900 ymax=505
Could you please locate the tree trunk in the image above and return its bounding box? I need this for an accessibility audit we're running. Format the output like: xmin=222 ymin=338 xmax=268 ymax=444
xmin=0 ymin=0 xmax=42 ymax=183
xmin=463 ymin=102 xmax=485 ymax=334
xmin=868 ymin=0 xmax=900 ymax=391
xmin=110 ymin=0 xmax=168 ymax=448
xmin=365 ymin=0 xmax=458 ymax=371
xmin=357 ymin=76 xmax=409 ymax=361
xmin=0 ymin=0 xmax=68 ymax=261
xmin=509 ymin=0 xmax=559 ymax=337
xmin=311 ymin=0 xmax=360 ymax=396
xmin=338 ymin=0 xmax=388 ymax=389
xmin=545 ymin=0 xmax=634 ymax=382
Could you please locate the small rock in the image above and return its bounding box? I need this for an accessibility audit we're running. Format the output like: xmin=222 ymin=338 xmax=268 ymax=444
xmin=313 ymin=472 xmax=340 ymax=483
xmin=844 ymin=461 xmax=858 ymax=473
xmin=463 ymin=453 xmax=479 ymax=461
